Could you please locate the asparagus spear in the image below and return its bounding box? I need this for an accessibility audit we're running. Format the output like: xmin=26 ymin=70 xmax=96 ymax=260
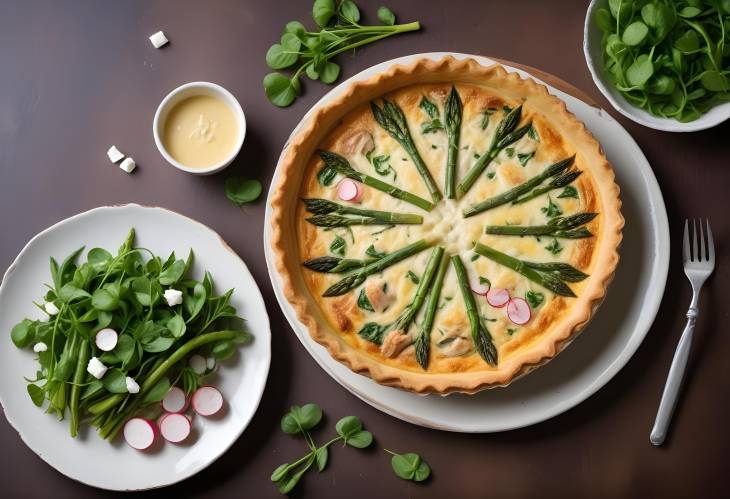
xmin=511 ymin=170 xmax=583 ymax=205
xmin=462 ymin=156 xmax=575 ymax=217
xmin=414 ymin=251 xmax=449 ymax=369
xmin=444 ymin=86 xmax=463 ymax=199
xmin=451 ymin=254 xmax=498 ymax=366
xmin=473 ymin=243 xmax=588 ymax=297
xmin=303 ymin=256 xmax=376 ymax=273
xmin=322 ymin=239 xmax=431 ymax=297
xmin=370 ymin=100 xmax=442 ymax=203
xmin=302 ymin=198 xmax=423 ymax=224
xmin=455 ymin=105 xmax=531 ymax=198
xmin=485 ymin=212 xmax=598 ymax=238
xmin=319 ymin=151 xmax=434 ymax=211
xmin=306 ymin=214 xmax=392 ymax=227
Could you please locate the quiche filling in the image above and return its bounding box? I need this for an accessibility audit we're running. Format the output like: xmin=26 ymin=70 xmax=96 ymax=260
xmin=297 ymin=81 xmax=601 ymax=375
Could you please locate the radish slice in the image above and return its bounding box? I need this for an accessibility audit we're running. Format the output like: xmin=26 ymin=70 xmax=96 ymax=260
xmin=95 ymin=328 xmax=118 ymax=351
xmin=156 ymin=412 xmax=169 ymax=428
xmin=486 ymin=288 xmax=510 ymax=308
xmin=123 ymin=418 xmax=156 ymax=450
xmin=336 ymin=179 xmax=362 ymax=202
xmin=506 ymin=297 xmax=531 ymax=325
xmin=161 ymin=386 xmax=188 ymax=414
xmin=192 ymin=386 xmax=223 ymax=416
xmin=159 ymin=413 xmax=191 ymax=443
xmin=470 ymin=278 xmax=490 ymax=296
xmin=188 ymin=354 xmax=207 ymax=374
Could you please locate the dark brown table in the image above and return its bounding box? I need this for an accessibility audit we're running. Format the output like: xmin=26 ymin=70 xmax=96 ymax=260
xmin=1 ymin=1 xmax=728 ymax=497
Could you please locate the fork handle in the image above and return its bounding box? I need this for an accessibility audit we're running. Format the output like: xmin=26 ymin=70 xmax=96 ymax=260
xmin=650 ymin=306 xmax=697 ymax=446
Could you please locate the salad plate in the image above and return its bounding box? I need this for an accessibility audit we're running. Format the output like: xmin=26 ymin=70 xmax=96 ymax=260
xmin=265 ymin=53 xmax=669 ymax=432
xmin=0 ymin=204 xmax=271 ymax=490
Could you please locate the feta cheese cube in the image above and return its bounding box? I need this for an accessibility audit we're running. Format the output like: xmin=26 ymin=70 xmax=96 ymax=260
xmin=149 ymin=31 xmax=169 ymax=49
xmin=33 ymin=342 xmax=48 ymax=353
xmin=119 ymin=157 xmax=136 ymax=173
xmin=44 ymin=301 xmax=60 ymax=316
xmin=87 ymin=357 xmax=108 ymax=379
xmin=164 ymin=288 xmax=183 ymax=306
xmin=125 ymin=376 xmax=140 ymax=394
xmin=107 ymin=145 xmax=125 ymax=163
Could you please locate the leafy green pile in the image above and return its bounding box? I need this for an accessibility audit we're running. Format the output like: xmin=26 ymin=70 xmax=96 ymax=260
xmin=596 ymin=0 xmax=730 ymax=121
xmin=271 ymin=402 xmax=430 ymax=494
xmin=10 ymin=229 xmax=251 ymax=440
xmin=264 ymin=0 xmax=420 ymax=107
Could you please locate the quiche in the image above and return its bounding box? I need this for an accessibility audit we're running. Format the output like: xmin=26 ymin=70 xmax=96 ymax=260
xmin=271 ymin=57 xmax=623 ymax=394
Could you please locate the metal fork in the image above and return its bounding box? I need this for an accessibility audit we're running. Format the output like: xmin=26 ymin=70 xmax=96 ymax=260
xmin=650 ymin=219 xmax=715 ymax=446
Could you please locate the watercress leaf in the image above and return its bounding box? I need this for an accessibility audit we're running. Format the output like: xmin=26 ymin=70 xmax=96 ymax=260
xmin=11 ymin=319 xmax=34 ymax=348
xmin=626 ymin=54 xmax=654 ymax=87
xmin=265 ymin=43 xmax=298 ymax=69
xmin=608 ymin=0 xmax=631 ymax=24
xmin=27 ymin=384 xmax=44 ymax=407
xmin=131 ymin=276 xmax=152 ymax=306
xmin=141 ymin=377 xmax=170 ymax=405
xmin=276 ymin=456 xmax=313 ymax=494
xmin=622 ymin=21 xmax=649 ymax=46
xmin=339 ymin=0 xmax=360 ymax=23
xmin=377 ymin=6 xmax=396 ymax=25
xmin=678 ymin=6 xmax=701 ymax=18
xmin=345 ymin=430 xmax=373 ymax=448
xmin=330 ymin=235 xmax=346 ymax=255
xmin=365 ymin=245 xmax=387 ymax=259
xmin=525 ymin=290 xmax=545 ymax=308
xmin=116 ymin=334 xmax=137 ymax=368
xmin=271 ymin=463 xmax=291 ymax=482
xmin=306 ymin=63 xmax=320 ymax=80
xmin=59 ymin=283 xmax=91 ymax=302
xmin=80 ymin=379 xmax=104 ymax=401
xmin=595 ymin=7 xmax=613 ymax=32
xmin=390 ymin=452 xmax=421 ymax=480
xmin=557 ymin=186 xmax=578 ymax=199
xmin=313 ymin=0 xmax=336 ymax=27
xmin=263 ymin=72 xmax=297 ymax=107
xmin=317 ymin=166 xmax=337 ymax=186
xmin=211 ymin=340 xmax=235 ymax=360
xmin=419 ymin=97 xmax=439 ymax=119
xmin=297 ymin=403 xmax=323 ymax=430
xmin=674 ymin=30 xmax=700 ymax=53
xmin=159 ymin=259 xmax=186 ymax=285
xmin=87 ymin=248 xmax=112 ymax=270
xmin=91 ymin=287 xmax=119 ymax=311
xmin=280 ymin=32 xmax=301 ymax=52
xmin=648 ymin=74 xmax=675 ymax=95
xmin=280 ymin=410 xmax=302 ymax=434
xmin=700 ymin=71 xmax=728 ymax=92
xmin=184 ymin=283 xmax=207 ymax=322
xmin=413 ymin=458 xmax=431 ymax=481
xmin=319 ymin=61 xmax=340 ymax=84
xmin=142 ymin=334 xmax=175 ymax=353
xmin=335 ymin=415 xmax=362 ymax=437
xmin=166 ymin=314 xmax=186 ymax=338
xmin=357 ymin=288 xmax=375 ymax=312
xmin=102 ymin=368 xmax=129 ymax=394
xmin=225 ymin=177 xmax=263 ymax=206
xmin=315 ymin=446 xmax=329 ymax=471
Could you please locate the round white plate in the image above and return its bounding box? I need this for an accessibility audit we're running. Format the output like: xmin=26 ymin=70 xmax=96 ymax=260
xmin=264 ymin=53 xmax=669 ymax=432
xmin=0 ymin=204 xmax=271 ymax=489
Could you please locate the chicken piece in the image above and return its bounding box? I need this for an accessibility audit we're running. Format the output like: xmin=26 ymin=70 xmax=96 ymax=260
xmin=380 ymin=329 xmax=412 ymax=358
xmin=365 ymin=278 xmax=395 ymax=313
xmin=342 ymin=130 xmax=375 ymax=156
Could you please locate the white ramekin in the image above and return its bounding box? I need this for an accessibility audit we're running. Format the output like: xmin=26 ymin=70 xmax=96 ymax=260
xmin=583 ymin=0 xmax=730 ymax=132
xmin=153 ymin=82 xmax=246 ymax=175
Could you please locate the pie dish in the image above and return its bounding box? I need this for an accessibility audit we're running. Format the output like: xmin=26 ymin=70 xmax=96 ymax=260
xmin=271 ymin=56 xmax=624 ymax=394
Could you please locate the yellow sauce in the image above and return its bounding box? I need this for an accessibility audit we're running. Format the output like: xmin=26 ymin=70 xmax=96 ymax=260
xmin=163 ymin=95 xmax=238 ymax=168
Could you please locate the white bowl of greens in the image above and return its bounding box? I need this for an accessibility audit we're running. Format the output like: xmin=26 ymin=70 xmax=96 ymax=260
xmin=584 ymin=0 xmax=730 ymax=132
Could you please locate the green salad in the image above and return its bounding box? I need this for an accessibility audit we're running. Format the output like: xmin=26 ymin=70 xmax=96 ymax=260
xmin=10 ymin=229 xmax=251 ymax=441
xmin=596 ymin=0 xmax=730 ymax=121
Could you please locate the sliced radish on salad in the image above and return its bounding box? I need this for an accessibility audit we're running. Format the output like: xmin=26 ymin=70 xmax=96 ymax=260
xmin=192 ymin=386 xmax=223 ymax=416
xmin=470 ymin=278 xmax=490 ymax=296
xmin=161 ymin=386 xmax=189 ymax=414
xmin=506 ymin=297 xmax=531 ymax=325
xmin=486 ymin=288 xmax=510 ymax=308
xmin=95 ymin=328 xmax=118 ymax=351
xmin=123 ymin=417 xmax=157 ymax=450
xmin=336 ymin=179 xmax=362 ymax=202
xmin=159 ymin=413 xmax=191 ymax=443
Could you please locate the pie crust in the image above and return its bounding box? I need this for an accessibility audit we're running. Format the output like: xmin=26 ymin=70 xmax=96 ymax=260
xmin=270 ymin=56 xmax=624 ymax=394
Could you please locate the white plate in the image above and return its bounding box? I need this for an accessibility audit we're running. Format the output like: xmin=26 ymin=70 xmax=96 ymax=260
xmin=264 ymin=53 xmax=669 ymax=432
xmin=0 ymin=204 xmax=271 ymax=489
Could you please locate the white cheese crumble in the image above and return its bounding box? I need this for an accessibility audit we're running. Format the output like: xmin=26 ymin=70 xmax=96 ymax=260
xmin=206 ymin=357 xmax=216 ymax=370
xmin=125 ymin=376 xmax=140 ymax=394
xmin=87 ymin=357 xmax=108 ymax=379
xmin=107 ymin=145 xmax=125 ymax=163
xmin=44 ymin=301 xmax=60 ymax=315
xmin=164 ymin=289 xmax=183 ymax=306
xmin=149 ymin=31 xmax=169 ymax=49
xmin=119 ymin=157 xmax=136 ymax=173
xmin=33 ymin=342 xmax=48 ymax=353
xmin=189 ymin=354 xmax=207 ymax=374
